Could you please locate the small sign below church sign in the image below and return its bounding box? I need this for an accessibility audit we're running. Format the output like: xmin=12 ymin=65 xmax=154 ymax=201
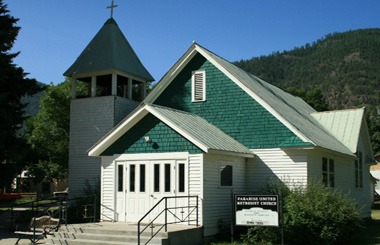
xmin=235 ymin=195 xmax=279 ymax=227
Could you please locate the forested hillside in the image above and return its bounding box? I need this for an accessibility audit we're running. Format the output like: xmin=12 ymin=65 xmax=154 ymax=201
xmin=235 ymin=28 xmax=380 ymax=154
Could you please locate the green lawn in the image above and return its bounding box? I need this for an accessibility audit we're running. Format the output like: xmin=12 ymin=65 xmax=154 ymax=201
xmin=0 ymin=197 xmax=37 ymax=211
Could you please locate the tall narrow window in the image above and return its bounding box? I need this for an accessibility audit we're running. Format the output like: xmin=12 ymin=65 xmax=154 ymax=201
xmin=192 ymin=70 xmax=206 ymax=102
xmin=129 ymin=164 xmax=135 ymax=192
xmin=355 ymin=151 xmax=363 ymax=188
xmin=220 ymin=164 xmax=233 ymax=187
xmin=164 ymin=164 xmax=171 ymax=192
xmin=140 ymin=164 xmax=146 ymax=192
xmin=322 ymin=157 xmax=335 ymax=187
xmin=117 ymin=165 xmax=123 ymax=192
xmin=178 ymin=163 xmax=185 ymax=193
xmin=154 ymin=164 xmax=160 ymax=192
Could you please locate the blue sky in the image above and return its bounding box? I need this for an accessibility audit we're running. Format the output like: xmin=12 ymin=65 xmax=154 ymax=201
xmin=6 ymin=0 xmax=380 ymax=85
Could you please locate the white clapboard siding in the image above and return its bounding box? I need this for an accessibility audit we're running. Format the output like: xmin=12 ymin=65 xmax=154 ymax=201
xmin=355 ymin=126 xmax=372 ymax=217
xmin=68 ymin=155 xmax=101 ymax=195
xmin=188 ymin=154 xmax=203 ymax=225
xmin=101 ymin=157 xmax=116 ymax=221
xmin=248 ymin=148 xmax=308 ymax=191
xmin=202 ymin=154 xmax=246 ymax=236
xmin=357 ymin=163 xmax=372 ymax=217
xmin=307 ymin=147 xmax=371 ymax=217
xmin=69 ymin=96 xmax=138 ymax=196
xmin=307 ymin=150 xmax=353 ymax=186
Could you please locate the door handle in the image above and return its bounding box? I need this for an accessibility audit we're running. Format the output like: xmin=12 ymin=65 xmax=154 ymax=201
xmin=150 ymin=194 xmax=157 ymax=199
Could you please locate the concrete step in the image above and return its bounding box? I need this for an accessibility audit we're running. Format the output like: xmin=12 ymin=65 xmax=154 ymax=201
xmin=47 ymin=237 xmax=165 ymax=245
xmin=46 ymin=238 xmax=151 ymax=245
xmin=61 ymin=226 xmax=137 ymax=236
xmin=45 ymin=223 xmax=168 ymax=245
xmin=45 ymin=222 xmax=202 ymax=245
xmin=48 ymin=231 xmax=166 ymax=244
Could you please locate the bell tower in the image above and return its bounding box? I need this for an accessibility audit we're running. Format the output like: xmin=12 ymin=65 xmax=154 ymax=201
xmin=64 ymin=8 xmax=153 ymax=195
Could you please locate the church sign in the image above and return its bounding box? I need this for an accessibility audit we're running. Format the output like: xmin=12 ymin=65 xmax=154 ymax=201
xmin=235 ymin=195 xmax=279 ymax=227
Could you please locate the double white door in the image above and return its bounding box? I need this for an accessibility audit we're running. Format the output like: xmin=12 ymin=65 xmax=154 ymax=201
xmin=116 ymin=160 xmax=187 ymax=223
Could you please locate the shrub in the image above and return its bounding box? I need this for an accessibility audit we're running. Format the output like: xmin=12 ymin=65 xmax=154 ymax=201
xmin=242 ymin=226 xmax=280 ymax=245
xmin=242 ymin=180 xmax=362 ymax=245
xmin=284 ymin=181 xmax=362 ymax=244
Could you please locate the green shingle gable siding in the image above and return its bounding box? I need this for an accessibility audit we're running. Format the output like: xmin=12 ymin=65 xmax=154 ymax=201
xmin=102 ymin=114 xmax=202 ymax=155
xmin=155 ymin=53 xmax=307 ymax=149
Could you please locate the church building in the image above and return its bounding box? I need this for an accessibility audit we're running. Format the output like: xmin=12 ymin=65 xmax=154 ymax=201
xmin=66 ymin=5 xmax=375 ymax=238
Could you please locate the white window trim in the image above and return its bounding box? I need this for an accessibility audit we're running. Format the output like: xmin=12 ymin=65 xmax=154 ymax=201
xmin=322 ymin=157 xmax=335 ymax=188
xmin=219 ymin=163 xmax=233 ymax=188
xmin=192 ymin=70 xmax=206 ymax=102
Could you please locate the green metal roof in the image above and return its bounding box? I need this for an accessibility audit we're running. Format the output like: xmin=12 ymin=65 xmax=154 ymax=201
xmin=312 ymin=108 xmax=365 ymax=153
xmin=64 ymin=18 xmax=154 ymax=81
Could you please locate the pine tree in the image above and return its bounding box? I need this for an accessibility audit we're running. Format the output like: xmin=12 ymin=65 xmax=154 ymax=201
xmin=0 ymin=0 xmax=41 ymax=189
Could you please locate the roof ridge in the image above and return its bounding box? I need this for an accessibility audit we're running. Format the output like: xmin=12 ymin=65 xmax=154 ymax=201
xmin=311 ymin=107 xmax=365 ymax=114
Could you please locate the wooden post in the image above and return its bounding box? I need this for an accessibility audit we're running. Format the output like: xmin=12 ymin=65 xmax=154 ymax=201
xmin=111 ymin=73 xmax=117 ymax=96
xmin=91 ymin=76 xmax=97 ymax=97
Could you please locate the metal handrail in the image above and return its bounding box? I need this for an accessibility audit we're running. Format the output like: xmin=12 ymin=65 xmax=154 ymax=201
xmin=137 ymin=195 xmax=199 ymax=245
xmin=10 ymin=196 xmax=63 ymax=229
xmin=10 ymin=194 xmax=97 ymax=229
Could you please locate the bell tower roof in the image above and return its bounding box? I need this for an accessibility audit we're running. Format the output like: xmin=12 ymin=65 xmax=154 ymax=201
xmin=64 ymin=18 xmax=154 ymax=82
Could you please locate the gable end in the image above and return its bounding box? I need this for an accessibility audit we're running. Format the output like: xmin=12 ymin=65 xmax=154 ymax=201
xmin=153 ymin=53 xmax=308 ymax=149
xmin=102 ymin=114 xmax=202 ymax=155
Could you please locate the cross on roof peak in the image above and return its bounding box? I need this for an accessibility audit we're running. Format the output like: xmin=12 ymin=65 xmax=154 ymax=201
xmin=107 ymin=0 xmax=118 ymax=18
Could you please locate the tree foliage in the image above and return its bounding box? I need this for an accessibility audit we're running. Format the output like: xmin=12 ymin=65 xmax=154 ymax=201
xmin=286 ymin=87 xmax=329 ymax=111
xmin=25 ymin=80 xmax=72 ymax=181
xmin=24 ymin=79 xmax=88 ymax=181
xmin=235 ymin=29 xmax=380 ymax=153
xmin=0 ymin=0 xmax=41 ymax=188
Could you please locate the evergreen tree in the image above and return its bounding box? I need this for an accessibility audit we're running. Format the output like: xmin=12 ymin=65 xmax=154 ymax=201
xmin=0 ymin=1 xmax=41 ymax=189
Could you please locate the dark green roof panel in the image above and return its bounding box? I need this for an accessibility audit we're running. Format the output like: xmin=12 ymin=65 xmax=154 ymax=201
xmin=64 ymin=18 xmax=154 ymax=81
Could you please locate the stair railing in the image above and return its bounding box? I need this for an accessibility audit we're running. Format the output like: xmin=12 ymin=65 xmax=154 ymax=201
xmin=10 ymin=194 xmax=97 ymax=230
xmin=137 ymin=195 xmax=199 ymax=245
xmin=10 ymin=196 xmax=65 ymax=230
